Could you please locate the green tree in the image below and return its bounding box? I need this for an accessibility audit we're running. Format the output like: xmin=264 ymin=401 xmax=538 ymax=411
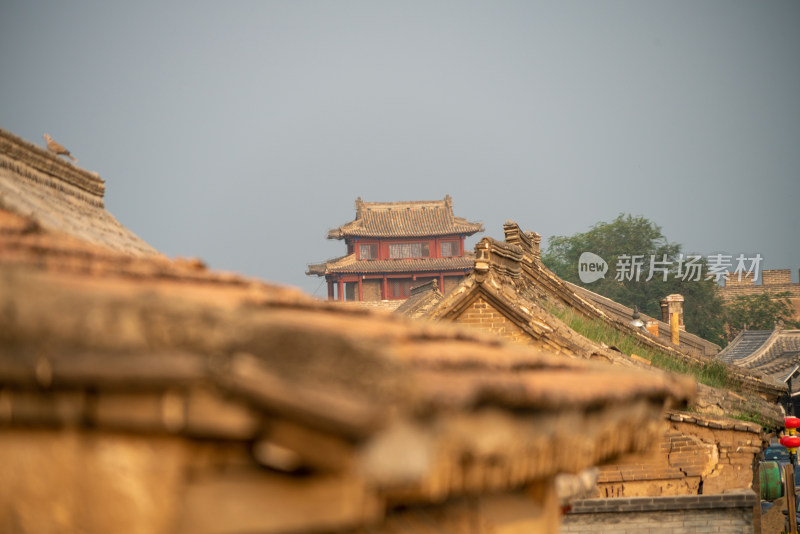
xmin=723 ymin=291 xmax=800 ymax=342
xmin=542 ymin=214 xmax=726 ymax=346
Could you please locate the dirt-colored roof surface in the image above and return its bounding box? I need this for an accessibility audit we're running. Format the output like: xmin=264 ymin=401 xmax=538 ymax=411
xmin=0 ymin=132 xmax=697 ymax=534
xmin=2 ymin=265 xmax=694 ymax=411
xmin=327 ymin=195 xmax=484 ymax=239
xmin=0 ymin=248 xmax=696 ymax=500
xmin=347 ymin=299 xmax=405 ymax=312
xmin=307 ymin=253 xmax=474 ymax=275
xmin=394 ymin=280 xmax=444 ymax=319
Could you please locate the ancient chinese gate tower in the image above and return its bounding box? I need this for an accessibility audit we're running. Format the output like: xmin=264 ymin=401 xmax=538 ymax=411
xmin=307 ymin=196 xmax=483 ymax=301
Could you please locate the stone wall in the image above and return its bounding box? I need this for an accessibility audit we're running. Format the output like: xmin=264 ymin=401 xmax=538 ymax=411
xmin=561 ymin=491 xmax=757 ymax=534
xmin=597 ymin=412 xmax=762 ymax=498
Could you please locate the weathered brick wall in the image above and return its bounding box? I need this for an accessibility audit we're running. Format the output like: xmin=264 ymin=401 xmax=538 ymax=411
xmin=725 ymin=271 xmax=755 ymax=287
xmin=763 ymin=269 xmax=792 ymax=285
xmin=561 ymin=492 xmax=757 ymax=534
xmin=597 ymin=413 xmax=761 ymax=497
xmin=598 ymin=423 xmax=703 ymax=497
xmin=674 ymin=417 xmax=761 ymax=494
xmin=453 ymin=297 xmax=529 ymax=344
xmin=722 ymin=284 xmax=800 ymax=299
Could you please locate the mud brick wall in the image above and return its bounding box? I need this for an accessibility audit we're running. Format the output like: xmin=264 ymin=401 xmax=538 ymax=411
xmin=454 ymin=296 xmax=529 ymax=344
xmin=561 ymin=491 xmax=757 ymax=534
xmin=597 ymin=413 xmax=762 ymax=497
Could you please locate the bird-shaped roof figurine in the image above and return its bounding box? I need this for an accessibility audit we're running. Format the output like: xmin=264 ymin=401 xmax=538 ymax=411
xmin=43 ymin=133 xmax=78 ymax=163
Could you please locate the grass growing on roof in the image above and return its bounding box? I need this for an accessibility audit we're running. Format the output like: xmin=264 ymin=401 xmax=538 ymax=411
xmin=547 ymin=304 xmax=736 ymax=390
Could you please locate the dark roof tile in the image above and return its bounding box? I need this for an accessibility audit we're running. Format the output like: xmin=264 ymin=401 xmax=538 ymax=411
xmin=719 ymin=331 xmax=773 ymax=363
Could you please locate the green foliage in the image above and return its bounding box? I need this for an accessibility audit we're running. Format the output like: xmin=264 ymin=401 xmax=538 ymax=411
xmin=723 ymin=291 xmax=800 ymax=342
xmin=728 ymin=407 xmax=774 ymax=432
xmin=542 ymin=213 xmax=726 ymax=346
xmin=547 ymin=304 xmax=737 ymax=390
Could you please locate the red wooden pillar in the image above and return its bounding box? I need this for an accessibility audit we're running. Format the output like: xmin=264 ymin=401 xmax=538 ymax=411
xmin=439 ymin=273 xmax=444 ymax=293
xmin=338 ymin=279 xmax=344 ymax=302
xmin=459 ymin=237 xmax=465 ymax=256
xmin=382 ymin=276 xmax=388 ymax=300
xmin=327 ymin=279 xmax=334 ymax=301
xmin=357 ymin=277 xmax=363 ymax=301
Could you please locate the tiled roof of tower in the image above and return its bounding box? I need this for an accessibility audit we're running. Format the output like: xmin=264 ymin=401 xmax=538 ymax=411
xmin=306 ymin=253 xmax=474 ymax=275
xmin=326 ymin=195 xmax=484 ymax=239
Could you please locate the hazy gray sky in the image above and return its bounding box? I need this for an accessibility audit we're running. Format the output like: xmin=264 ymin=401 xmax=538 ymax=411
xmin=2 ymin=2 xmax=798 ymax=296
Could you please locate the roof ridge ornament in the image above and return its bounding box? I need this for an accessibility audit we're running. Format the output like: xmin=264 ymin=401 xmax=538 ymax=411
xmin=355 ymin=197 xmax=364 ymax=219
xmin=473 ymin=237 xmax=523 ymax=278
xmin=503 ymin=221 xmax=541 ymax=260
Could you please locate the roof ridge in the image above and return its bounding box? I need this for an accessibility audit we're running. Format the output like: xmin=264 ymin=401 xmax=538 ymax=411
xmin=359 ymin=197 xmax=451 ymax=211
xmin=0 ymin=128 xmax=105 ymax=201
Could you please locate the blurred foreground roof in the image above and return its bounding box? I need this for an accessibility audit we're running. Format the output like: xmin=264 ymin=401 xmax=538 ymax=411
xmin=0 ymin=128 xmax=694 ymax=534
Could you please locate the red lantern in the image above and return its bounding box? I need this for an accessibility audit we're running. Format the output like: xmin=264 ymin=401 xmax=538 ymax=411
xmin=780 ymin=435 xmax=800 ymax=452
xmin=786 ymin=417 xmax=800 ymax=435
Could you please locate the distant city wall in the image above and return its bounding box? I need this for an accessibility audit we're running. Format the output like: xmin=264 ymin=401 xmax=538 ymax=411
xmin=722 ymin=269 xmax=800 ymax=322
xmin=722 ymin=268 xmax=800 ymax=299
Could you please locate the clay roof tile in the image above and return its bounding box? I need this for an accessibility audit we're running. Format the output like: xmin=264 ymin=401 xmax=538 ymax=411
xmin=327 ymin=196 xmax=483 ymax=239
